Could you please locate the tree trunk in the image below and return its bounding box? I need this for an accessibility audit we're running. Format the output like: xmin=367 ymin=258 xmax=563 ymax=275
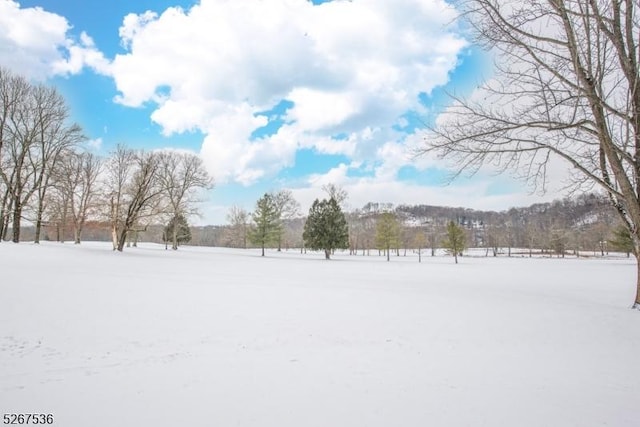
xmin=454 ymin=252 xmax=458 ymax=264
xmin=172 ymin=218 xmax=178 ymax=250
xmin=634 ymin=258 xmax=640 ymax=310
xmin=33 ymin=180 xmax=50 ymax=243
xmin=0 ymin=212 xmax=8 ymax=241
xmin=117 ymin=229 xmax=127 ymax=252
xmin=11 ymin=202 xmax=21 ymax=243
xmin=34 ymin=217 xmax=43 ymax=243
xmin=0 ymin=193 xmax=8 ymax=241
xmin=243 ymin=227 xmax=247 ymax=249
xmin=261 ymin=244 xmax=265 ymax=257
xmin=60 ymin=204 xmax=68 ymax=243
xmin=111 ymin=225 xmax=118 ymax=250
xmin=386 ymin=246 xmax=390 ymax=262
xmin=325 ymin=249 xmax=331 ymax=260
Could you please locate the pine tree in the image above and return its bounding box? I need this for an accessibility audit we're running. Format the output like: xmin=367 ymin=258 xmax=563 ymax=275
xmin=609 ymin=225 xmax=635 ymax=258
xmin=442 ymin=220 xmax=467 ymax=264
xmin=249 ymin=193 xmax=281 ymax=256
xmin=303 ymin=197 xmax=349 ymax=259
xmin=163 ymin=214 xmax=191 ymax=249
xmin=375 ymin=212 xmax=401 ymax=261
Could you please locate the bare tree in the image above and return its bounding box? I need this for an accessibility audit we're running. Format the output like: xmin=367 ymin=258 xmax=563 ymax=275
xmin=484 ymin=225 xmax=501 ymax=257
xmin=346 ymin=210 xmax=364 ymax=255
xmin=322 ymin=183 xmax=348 ymax=207
xmin=30 ymin=85 xmax=85 ymax=243
xmin=271 ymin=189 xmax=300 ymax=251
xmin=55 ymin=150 xmax=102 ymax=244
xmin=0 ymin=69 xmax=83 ymax=243
xmin=413 ymin=228 xmax=427 ymax=262
xmin=105 ymin=146 xmax=163 ymax=252
xmin=157 ymin=151 xmax=213 ymax=250
xmin=46 ymin=188 xmax=70 ymax=242
xmin=2 ymin=75 xmax=41 ymax=243
xmin=427 ymin=222 xmax=442 ymax=257
xmin=0 ymin=68 xmax=30 ymax=241
xmin=418 ymin=1 xmax=640 ymax=308
xmin=226 ymin=205 xmax=250 ymax=248
xmin=105 ymin=145 xmax=136 ymax=250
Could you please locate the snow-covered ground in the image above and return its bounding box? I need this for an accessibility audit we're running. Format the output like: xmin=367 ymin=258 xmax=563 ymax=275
xmin=1 ymin=242 xmax=639 ymax=426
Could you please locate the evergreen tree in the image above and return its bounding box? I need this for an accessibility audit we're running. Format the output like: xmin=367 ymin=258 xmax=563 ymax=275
xmin=442 ymin=220 xmax=467 ymax=264
xmin=303 ymin=197 xmax=349 ymax=259
xmin=609 ymin=225 xmax=635 ymax=258
xmin=163 ymin=214 xmax=192 ymax=249
xmin=249 ymin=193 xmax=280 ymax=256
xmin=375 ymin=212 xmax=401 ymax=261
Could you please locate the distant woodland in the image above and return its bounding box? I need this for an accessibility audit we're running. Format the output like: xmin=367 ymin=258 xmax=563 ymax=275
xmin=17 ymin=192 xmax=624 ymax=257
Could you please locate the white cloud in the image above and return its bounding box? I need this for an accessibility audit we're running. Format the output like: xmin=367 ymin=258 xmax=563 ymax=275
xmin=85 ymin=137 xmax=103 ymax=151
xmin=51 ymin=32 xmax=111 ymax=76
xmin=119 ymin=11 xmax=158 ymax=49
xmin=199 ymin=103 xmax=286 ymax=185
xmin=0 ymin=1 xmax=109 ymax=79
xmin=109 ymin=0 xmax=467 ymax=184
xmin=290 ymin=166 xmax=562 ymax=219
xmin=0 ymin=0 xmax=68 ymax=78
xmin=286 ymin=88 xmax=359 ymax=131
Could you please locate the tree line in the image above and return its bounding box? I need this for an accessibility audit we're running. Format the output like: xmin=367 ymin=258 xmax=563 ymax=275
xmin=222 ymin=186 xmax=626 ymax=261
xmin=0 ymin=67 xmax=212 ymax=250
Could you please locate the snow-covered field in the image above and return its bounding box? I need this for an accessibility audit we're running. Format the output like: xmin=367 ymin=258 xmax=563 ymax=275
xmin=1 ymin=242 xmax=639 ymax=426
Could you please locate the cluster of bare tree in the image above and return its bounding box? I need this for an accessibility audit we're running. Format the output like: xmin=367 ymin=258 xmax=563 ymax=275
xmin=0 ymin=68 xmax=84 ymax=243
xmin=105 ymin=146 xmax=212 ymax=251
xmin=398 ymin=193 xmax=619 ymax=257
xmin=343 ymin=193 xmax=620 ymax=259
xmin=0 ymin=68 xmax=213 ymax=250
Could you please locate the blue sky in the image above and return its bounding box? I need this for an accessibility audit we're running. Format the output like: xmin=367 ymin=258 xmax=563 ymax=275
xmin=1 ymin=0 xmax=561 ymax=224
